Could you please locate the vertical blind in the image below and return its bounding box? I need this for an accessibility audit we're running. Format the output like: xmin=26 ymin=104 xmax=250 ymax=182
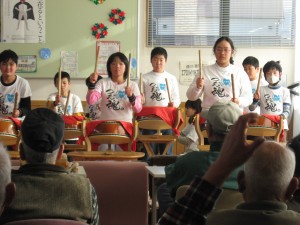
xmin=147 ymin=0 xmax=296 ymax=47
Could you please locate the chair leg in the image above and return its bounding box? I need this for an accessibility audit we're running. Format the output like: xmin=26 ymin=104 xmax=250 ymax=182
xmin=143 ymin=143 xmax=155 ymax=157
xmin=161 ymin=142 xmax=173 ymax=155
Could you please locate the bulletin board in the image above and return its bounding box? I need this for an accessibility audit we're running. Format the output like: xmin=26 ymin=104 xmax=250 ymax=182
xmin=0 ymin=0 xmax=138 ymax=79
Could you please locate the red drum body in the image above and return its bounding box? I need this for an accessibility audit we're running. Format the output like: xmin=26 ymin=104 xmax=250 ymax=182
xmin=90 ymin=121 xmax=128 ymax=137
xmin=0 ymin=119 xmax=18 ymax=146
xmin=89 ymin=121 xmax=130 ymax=145
xmin=249 ymin=116 xmax=278 ymax=128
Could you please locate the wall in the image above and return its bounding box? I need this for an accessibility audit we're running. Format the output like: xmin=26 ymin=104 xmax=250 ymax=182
xmin=0 ymin=0 xmax=138 ymax=98
xmin=138 ymin=1 xmax=296 ymax=103
xmin=0 ymin=0 xmax=296 ymax=103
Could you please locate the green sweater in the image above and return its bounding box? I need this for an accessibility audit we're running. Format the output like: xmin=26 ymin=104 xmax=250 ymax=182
xmin=165 ymin=142 xmax=242 ymax=197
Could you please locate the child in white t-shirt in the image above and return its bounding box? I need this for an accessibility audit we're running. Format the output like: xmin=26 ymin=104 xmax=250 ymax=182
xmin=242 ymin=56 xmax=267 ymax=113
xmin=47 ymin=71 xmax=84 ymax=116
xmin=249 ymin=60 xmax=291 ymax=137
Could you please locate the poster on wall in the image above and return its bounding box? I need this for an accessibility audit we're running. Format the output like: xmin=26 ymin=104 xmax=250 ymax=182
xmin=16 ymin=55 xmax=37 ymax=73
xmin=1 ymin=0 xmax=45 ymax=43
xmin=179 ymin=61 xmax=200 ymax=85
xmin=96 ymin=41 xmax=120 ymax=76
xmin=61 ymin=50 xmax=79 ymax=78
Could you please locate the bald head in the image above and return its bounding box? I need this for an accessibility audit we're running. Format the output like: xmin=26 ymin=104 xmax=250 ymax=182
xmin=243 ymin=141 xmax=296 ymax=202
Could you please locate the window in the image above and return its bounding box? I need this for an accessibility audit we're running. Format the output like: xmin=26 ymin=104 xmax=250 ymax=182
xmin=147 ymin=0 xmax=296 ymax=47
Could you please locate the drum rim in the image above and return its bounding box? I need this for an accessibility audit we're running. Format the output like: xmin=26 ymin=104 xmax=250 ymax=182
xmin=0 ymin=132 xmax=18 ymax=137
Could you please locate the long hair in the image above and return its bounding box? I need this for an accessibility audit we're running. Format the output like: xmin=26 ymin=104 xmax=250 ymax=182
xmin=185 ymin=99 xmax=202 ymax=124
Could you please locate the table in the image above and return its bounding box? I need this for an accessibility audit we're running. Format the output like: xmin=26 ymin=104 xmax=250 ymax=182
xmin=67 ymin=150 xmax=145 ymax=161
xmin=146 ymin=166 xmax=166 ymax=225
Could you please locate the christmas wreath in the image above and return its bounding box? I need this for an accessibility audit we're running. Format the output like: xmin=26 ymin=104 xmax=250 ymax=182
xmin=91 ymin=23 xmax=108 ymax=39
xmin=109 ymin=8 xmax=126 ymax=25
xmin=90 ymin=0 xmax=105 ymax=5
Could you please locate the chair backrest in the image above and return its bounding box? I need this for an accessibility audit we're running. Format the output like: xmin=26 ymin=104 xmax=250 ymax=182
xmin=64 ymin=120 xmax=87 ymax=141
xmin=4 ymin=219 xmax=88 ymax=225
xmin=86 ymin=121 xmax=135 ymax=150
xmin=136 ymin=108 xmax=181 ymax=135
xmin=194 ymin=114 xmax=210 ymax=151
xmin=64 ymin=120 xmax=91 ymax=152
xmin=79 ymin=161 xmax=149 ymax=225
xmin=148 ymin=155 xmax=178 ymax=166
xmin=246 ymin=115 xmax=284 ymax=142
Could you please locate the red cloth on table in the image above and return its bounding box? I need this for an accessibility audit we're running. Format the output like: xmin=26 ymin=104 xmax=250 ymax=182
xmin=86 ymin=120 xmax=135 ymax=151
xmin=6 ymin=116 xmax=21 ymax=129
xmin=135 ymin=106 xmax=183 ymax=135
xmin=62 ymin=115 xmax=85 ymax=125
xmin=261 ymin=114 xmax=284 ymax=142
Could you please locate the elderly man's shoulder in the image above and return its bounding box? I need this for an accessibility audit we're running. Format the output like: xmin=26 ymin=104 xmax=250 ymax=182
xmin=207 ymin=201 xmax=300 ymax=225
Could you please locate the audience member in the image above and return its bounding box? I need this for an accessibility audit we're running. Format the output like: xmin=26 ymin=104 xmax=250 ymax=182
xmin=0 ymin=108 xmax=99 ymax=225
xmin=157 ymin=100 xmax=242 ymax=215
xmin=0 ymin=144 xmax=15 ymax=216
xmin=287 ymin=134 xmax=300 ymax=212
xmin=158 ymin=113 xmax=265 ymax=224
xmin=207 ymin=141 xmax=299 ymax=225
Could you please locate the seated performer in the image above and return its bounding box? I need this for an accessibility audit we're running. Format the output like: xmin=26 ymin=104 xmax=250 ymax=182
xmin=0 ymin=49 xmax=32 ymax=119
xmin=47 ymin=71 xmax=84 ymax=116
xmin=86 ymin=52 xmax=142 ymax=150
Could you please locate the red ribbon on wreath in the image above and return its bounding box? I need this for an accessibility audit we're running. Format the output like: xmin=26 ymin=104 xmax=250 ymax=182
xmin=91 ymin=23 xmax=108 ymax=39
xmin=109 ymin=8 xmax=126 ymax=25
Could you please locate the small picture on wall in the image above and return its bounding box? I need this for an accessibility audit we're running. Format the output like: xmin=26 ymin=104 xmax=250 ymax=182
xmin=17 ymin=55 xmax=37 ymax=73
xmin=96 ymin=40 xmax=120 ymax=76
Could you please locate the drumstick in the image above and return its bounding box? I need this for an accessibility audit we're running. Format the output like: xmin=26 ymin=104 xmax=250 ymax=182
xmin=64 ymin=90 xmax=71 ymax=116
xmin=58 ymin=66 xmax=62 ymax=97
xmin=199 ymin=49 xmax=202 ymax=79
xmin=231 ymin=73 xmax=236 ymax=99
xmin=127 ymin=53 xmax=131 ymax=86
xmin=94 ymin=45 xmax=100 ymax=74
xmin=139 ymin=72 xmax=143 ymax=94
xmin=13 ymin=92 xmax=18 ymax=112
xmin=165 ymin=78 xmax=171 ymax=104
xmin=255 ymin=68 xmax=263 ymax=95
